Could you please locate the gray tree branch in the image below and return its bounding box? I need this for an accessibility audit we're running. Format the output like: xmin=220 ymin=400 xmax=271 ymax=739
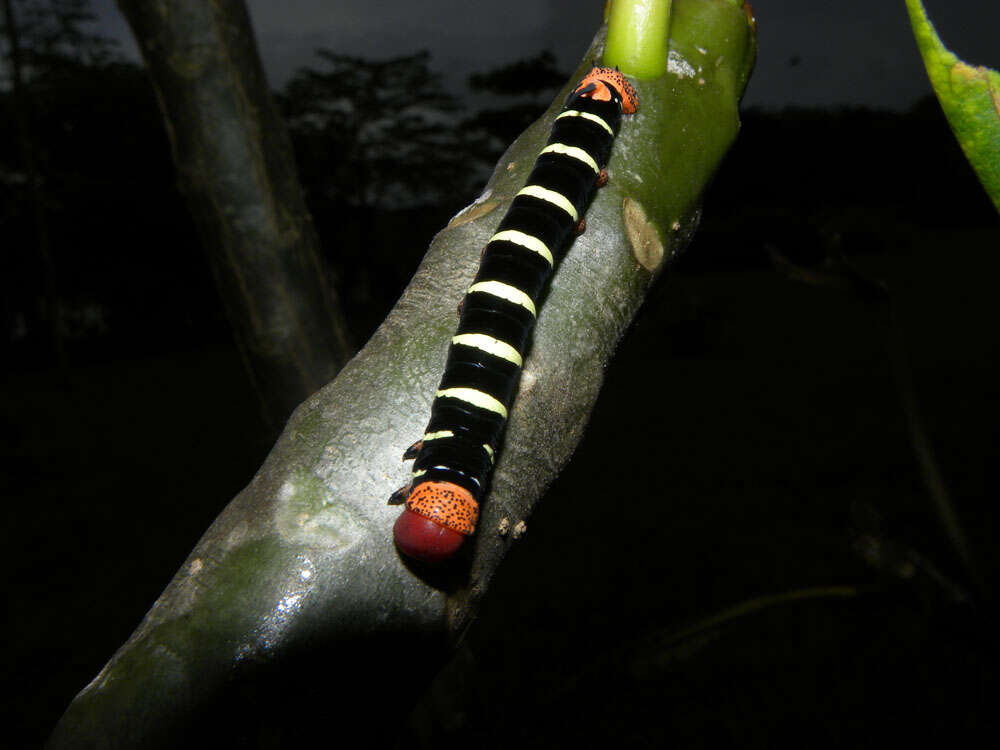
xmin=117 ymin=0 xmax=353 ymax=430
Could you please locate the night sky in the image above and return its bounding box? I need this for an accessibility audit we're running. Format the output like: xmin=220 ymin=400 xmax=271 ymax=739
xmin=89 ymin=0 xmax=1000 ymax=110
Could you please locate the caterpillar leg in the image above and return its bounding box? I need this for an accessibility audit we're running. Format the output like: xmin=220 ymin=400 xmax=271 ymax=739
xmin=388 ymin=483 xmax=411 ymax=505
xmin=389 ymin=438 xmax=424 ymax=504
xmin=573 ymin=217 xmax=587 ymax=236
xmin=597 ymin=168 xmax=609 ymax=187
xmin=393 ymin=481 xmax=478 ymax=563
xmin=402 ymin=440 xmax=422 ymax=460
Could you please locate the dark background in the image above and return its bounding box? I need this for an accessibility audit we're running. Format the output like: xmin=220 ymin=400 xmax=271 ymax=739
xmin=3 ymin=0 xmax=996 ymax=746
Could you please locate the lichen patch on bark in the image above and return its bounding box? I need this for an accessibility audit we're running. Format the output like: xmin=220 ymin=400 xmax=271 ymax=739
xmin=623 ymin=197 xmax=664 ymax=271
xmin=447 ymin=199 xmax=500 ymax=228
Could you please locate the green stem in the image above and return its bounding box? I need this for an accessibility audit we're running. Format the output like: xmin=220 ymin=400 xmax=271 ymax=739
xmin=603 ymin=0 xmax=672 ymax=78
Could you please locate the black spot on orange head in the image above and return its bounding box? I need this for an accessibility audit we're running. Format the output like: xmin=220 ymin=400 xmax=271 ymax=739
xmin=404 ymin=481 xmax=478 ymax=534
xmin=572 ymin=66 xmax=639 ymax=114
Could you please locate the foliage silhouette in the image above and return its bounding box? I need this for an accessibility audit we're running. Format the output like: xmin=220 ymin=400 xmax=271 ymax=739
xmin=463 ymin=50 xmax=568 ymax=151
xmin=280 ymin=50 xmax=484 ymax=211
xmin=0 ymin=0 xmax=117 ymax=83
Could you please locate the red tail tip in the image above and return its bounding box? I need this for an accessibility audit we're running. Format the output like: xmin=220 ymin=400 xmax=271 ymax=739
xmin=393 ymin=508 xmax=466 ymax=563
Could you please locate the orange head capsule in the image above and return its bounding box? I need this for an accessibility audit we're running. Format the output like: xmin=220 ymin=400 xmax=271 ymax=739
xmin=393 ymin=481 xmax=478 ymax=563
xmin=571 ymin=66 xmax=639 ymax=114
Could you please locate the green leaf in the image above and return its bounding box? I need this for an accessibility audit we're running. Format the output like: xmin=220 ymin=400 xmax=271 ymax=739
xmin=905 ymin=0 xmax=1000 ymax=213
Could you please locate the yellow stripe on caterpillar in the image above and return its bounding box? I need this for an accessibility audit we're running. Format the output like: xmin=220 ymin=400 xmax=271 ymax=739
xmin=516 ymin=185 xmax=578 ymax=221
xmin=422 ymin=430 xmax=455 ymax=441
xmin=540 ymin=143 xmax=600 ymax=174
xmin=435 ymin=387 xmax=508 ymax=418
xmin=467 ymin=280 xmax=537 ymax=316
xmin=488 ymin=230 xmax=553 ymax=267
xmin=452 ymin=333 xmax=523 ymax=366
xmin=555 ymin=109 xmax=613 ymax=136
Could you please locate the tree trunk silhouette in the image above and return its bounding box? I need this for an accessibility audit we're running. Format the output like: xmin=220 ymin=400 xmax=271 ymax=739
xmin=117 ymin=0 xmax=353 ymax=431
xmin=48 ymin=1 xmax=755 ymax=746
xmin=2 ymin=0 xmax=63 ymax=365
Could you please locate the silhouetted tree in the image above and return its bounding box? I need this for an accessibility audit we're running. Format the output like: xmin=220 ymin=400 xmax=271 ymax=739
xmin=1 ymin=0 xmax=116 ymax=85
xmin=280 ymin=50 xmax=484 ymax=210
xmin=0 ymin=56 xmax=197 ymax=357
xmin=279 ymin=50 xmax=490 ymax=338
xmin=1 ymin=0 xmax=119 ymax=363
xmin=465 ymin=50 xmax=567 ymax=150
xmin=469 ymin=50 xmax=566 ymax=96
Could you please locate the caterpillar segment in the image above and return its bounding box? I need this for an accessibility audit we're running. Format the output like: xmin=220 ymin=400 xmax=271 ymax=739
xmin=392 ymin=67 xmax=638 ymax=564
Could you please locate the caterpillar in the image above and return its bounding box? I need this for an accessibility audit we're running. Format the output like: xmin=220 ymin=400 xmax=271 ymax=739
xmin=390 ymin=66 xmax=638 ymax=564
